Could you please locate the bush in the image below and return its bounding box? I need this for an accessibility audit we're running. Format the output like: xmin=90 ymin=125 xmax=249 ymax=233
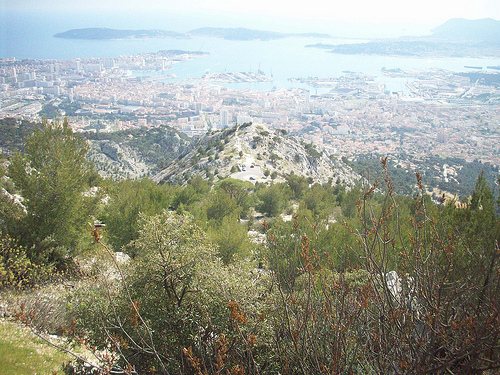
xmin=0 ymin=235 xmax=52 ymax=288
xmin=64 ymin=167 xmax=500 ymax=374
xmin=69 ymin=211 xmax=274 ymax=374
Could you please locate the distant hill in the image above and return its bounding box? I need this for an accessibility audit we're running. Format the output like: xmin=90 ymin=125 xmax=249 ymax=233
xmin=54 ymin=28 xmax=186 ymax=40
xmin=153 ymin=123 xmax=358 ymax=187
xmin=188 ymin=27 xmax=330 ymax=41
xmin=431 ymin=18 xmax=500 ymax=43
xmin=309 ymin=18 xmax=500 ymax=57
xmin=0 ymin=118 xmax=193 ymax=180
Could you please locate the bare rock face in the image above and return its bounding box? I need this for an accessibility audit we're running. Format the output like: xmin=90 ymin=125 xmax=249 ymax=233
xmin=99 ymin=141 xmax=120 ymax=161
xmin=153 ymin=123 xmax=360 ymax=187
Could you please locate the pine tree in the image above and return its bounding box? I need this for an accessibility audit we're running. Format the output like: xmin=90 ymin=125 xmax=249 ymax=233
xmin=8 ymin=118 xmax=97 ymax=263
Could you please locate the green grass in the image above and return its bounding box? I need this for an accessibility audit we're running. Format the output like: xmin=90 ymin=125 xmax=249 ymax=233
xmin=0 ymin=319 xmax=72 ymax=375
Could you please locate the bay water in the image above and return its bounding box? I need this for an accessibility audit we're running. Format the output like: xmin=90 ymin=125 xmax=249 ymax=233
xmin=1 ymin=10 xmax=500 ymax=92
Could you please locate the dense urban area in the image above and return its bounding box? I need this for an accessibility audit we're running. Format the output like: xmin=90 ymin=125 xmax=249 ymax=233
xmin=1 ymin=52 xmax=499 ymax=165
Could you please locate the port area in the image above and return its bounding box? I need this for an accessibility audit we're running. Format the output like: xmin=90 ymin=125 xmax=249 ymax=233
xmin=203 ymin=71 xmax=273 ymax=83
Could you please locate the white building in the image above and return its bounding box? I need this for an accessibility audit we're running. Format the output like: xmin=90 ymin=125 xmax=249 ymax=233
xmin=220 ymin=109 xmax=229 ymax=128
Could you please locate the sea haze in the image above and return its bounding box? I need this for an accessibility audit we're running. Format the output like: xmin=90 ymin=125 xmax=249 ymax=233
xmin=1 ymin=10 xmax=500 ymax=92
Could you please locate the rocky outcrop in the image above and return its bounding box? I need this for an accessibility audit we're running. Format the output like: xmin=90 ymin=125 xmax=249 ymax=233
xmin=84 ymin=125 xmax=191 ymax=180
xmin=87 ymin=140 xmax=151 ymax=180
xmin=153 ymin=123 xmax=360 ymax=187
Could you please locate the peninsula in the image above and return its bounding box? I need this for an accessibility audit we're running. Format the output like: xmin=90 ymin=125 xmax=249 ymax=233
xmin=307 ymin=18 xmax=500 ymax=57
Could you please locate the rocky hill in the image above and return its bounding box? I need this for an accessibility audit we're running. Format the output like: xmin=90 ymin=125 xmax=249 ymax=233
xmin=84 ymin=125 xmax=191 ymax=180
xmin=153 ymin=123 xmax=359 ymax=186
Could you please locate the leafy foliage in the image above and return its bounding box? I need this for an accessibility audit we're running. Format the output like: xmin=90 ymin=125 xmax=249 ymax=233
xmin=7 ymin=118 xmax=99 ymax=265
xmin=208 ymin=214 xmax=252 ymax=264
xmin=0 ymin=235 xmax=51 ymax=288
xmin=255 ymin=183 xmax=291 ymax=217
xmin=102 ymin=178 xmax=174 ymax=252
xmin=70 ymin=211 xmax=273 ymax=374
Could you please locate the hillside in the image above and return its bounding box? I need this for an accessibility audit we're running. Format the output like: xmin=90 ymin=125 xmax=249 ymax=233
xmin=311 ymin=18 xmax=500 ymax=57
xmin=54 ymin=27 xmax=330 ymax=42
xmin=431 ymin=18 xmax=500 ymax=43
xmin=153 ymin=122 xmax=359 ymax=186
xmin=0 ymin=118 xmax=41 ymax=155
xmin=84 ymin=125 xmax=192 ymax=180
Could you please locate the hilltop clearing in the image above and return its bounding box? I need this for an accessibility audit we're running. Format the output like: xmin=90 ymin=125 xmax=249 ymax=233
xmin=153 ymin=122 xmax=359 ymax=186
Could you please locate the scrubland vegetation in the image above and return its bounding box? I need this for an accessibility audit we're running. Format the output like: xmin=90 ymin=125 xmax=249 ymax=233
xmin=0 ymin=118 xmax=499 ymax=374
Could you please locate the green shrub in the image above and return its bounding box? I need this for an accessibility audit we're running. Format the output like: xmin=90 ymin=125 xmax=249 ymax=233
xmin=0 ymin=235 xmax=52 ymax=288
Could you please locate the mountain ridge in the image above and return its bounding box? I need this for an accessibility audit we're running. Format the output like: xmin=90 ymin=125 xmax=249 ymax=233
xmin=430 ymin=18 xmax=500 ymax=42
xmin=308 ymin=18 xmax=500 ymax=57
xmin=152 ymin=123 xmax=359 ymax=187
xmin=84 ymin=125 xmax=191 ymax=180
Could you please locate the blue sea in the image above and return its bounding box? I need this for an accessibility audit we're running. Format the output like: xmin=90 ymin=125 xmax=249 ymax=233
xmin=1 ymin=10 xmax=500 ymax=92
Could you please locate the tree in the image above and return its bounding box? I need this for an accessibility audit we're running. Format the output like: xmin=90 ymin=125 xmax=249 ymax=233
xmin=209 ymin=214 xmax=252 ymax=264
xmin=8 ymin=118 xmax=98 ymax=263
xmin=206 ymin=189 xmax=240 ymax=223
xmin=256 ymin=183 xmax=290 ymax=217
xmin=286 ymin=173 xmax=309 ymax=199
xmin=341 ymin=186 xmax=362 ymax=219
xmin=103 ymin=178 xmax=174 ymax=253
xmin=217 ymin=178 xmax=253 ymax=217
xmin=70 ymin=211 xmax=273 ymax=374
xmin=301 ymin=183 xmax=336 ymax=219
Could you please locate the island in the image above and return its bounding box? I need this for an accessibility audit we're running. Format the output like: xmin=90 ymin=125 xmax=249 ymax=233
xmin=54 ymin=26 xmax=331 ymax=42
xmin=54 ymin=28 xmax=187 ymax=40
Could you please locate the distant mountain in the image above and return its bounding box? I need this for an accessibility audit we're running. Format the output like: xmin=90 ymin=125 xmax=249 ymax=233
xmin=153 ymin=123 xmax=358 ymax=187
xmin=431 ymin=18 xmax=500 ymax=43
xmin=188 ymin=27 xmax=330 ymax=41
xmin=54 ymin=28 xmax=186 ymax=40
xmin=309 ymin=18 xmax=500 ymax=57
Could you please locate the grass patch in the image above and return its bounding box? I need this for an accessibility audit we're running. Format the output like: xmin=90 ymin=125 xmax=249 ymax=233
xmin=0 ymin=319 xmax=71 ymax=375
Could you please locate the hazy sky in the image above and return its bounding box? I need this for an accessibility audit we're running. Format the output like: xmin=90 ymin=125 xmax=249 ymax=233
xmin=3 ymin=0 xmax=500 ymax=35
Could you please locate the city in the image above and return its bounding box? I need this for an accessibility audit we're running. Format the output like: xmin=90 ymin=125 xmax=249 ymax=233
xmin=1 ymin=52 xmax=499 ymax=167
